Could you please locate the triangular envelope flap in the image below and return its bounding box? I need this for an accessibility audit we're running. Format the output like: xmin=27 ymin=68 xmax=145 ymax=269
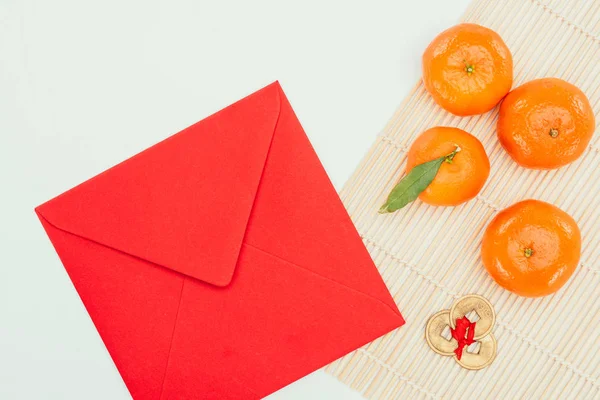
xmin=36 ymin=82 xmax=282 ymax=287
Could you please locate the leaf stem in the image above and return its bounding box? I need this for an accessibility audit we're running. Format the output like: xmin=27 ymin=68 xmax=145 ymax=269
xmin=444 ymin=146 xmax=461 ymax=164
xmin=464 ymin=61 xmax=475 ymax=76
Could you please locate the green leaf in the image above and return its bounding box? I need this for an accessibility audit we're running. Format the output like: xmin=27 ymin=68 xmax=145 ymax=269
xmin=378 ymin=147 xmax=459 ymax=214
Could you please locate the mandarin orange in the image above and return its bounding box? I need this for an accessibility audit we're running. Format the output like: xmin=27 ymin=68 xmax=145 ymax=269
xmin=422 ymin=23 xmax=513 ymax=116
xmin=497 ymin=78 xmax=595 ymax=169
xmin=481 ymin=200 xmax=581 ymax=297
xmin=406 ymin=127 xmax=490 ymax=206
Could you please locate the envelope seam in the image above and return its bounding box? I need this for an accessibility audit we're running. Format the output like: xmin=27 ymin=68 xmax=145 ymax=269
xmin=158 ymin=277 xmax=186 ymax=400
xmin=157 ymin=83 xmax=282 ymax=399
xmin=226 ymin=82 xmax=283 ymax=285
xmin=243 ymin=242 xmax=403 ymax=319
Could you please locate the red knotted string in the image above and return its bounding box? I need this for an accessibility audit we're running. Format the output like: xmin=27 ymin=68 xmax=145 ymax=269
xmin=450 ymin=316 xmax=476 ymax=360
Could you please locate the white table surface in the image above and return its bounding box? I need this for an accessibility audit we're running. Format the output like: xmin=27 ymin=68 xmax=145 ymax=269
xmin=0 ymin=0 xmax=471 ymax=398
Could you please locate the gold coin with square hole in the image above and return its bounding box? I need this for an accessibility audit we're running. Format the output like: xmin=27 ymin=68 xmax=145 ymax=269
xmin=449 ymin=294 xmax=495 ymax=340
xmin=455 ymin=333 xmax=497 ymax=370
xmin=425 ymin=310 xmax=458 ymax=356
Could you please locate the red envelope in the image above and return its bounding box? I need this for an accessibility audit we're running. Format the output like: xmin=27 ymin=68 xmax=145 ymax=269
xmin=35 ymin=82 xmax=404 ymax=399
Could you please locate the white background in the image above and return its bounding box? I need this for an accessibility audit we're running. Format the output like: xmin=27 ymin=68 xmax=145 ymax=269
xmin=0 ymin=0 xmax=470 ymax=398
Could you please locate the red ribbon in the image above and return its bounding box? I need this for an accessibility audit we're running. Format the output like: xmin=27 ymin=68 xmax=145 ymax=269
xmin=450 ymin=316 xmax=476 ymax=360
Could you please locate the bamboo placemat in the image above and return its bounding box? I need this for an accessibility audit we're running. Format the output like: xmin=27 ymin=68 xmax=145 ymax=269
xmin=325 ymin=0 xmax=600 ymax=398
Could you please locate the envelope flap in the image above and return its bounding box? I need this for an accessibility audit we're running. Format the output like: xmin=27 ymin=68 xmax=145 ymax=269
xmin=36 ymin=82 xmax=282 ymax=287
